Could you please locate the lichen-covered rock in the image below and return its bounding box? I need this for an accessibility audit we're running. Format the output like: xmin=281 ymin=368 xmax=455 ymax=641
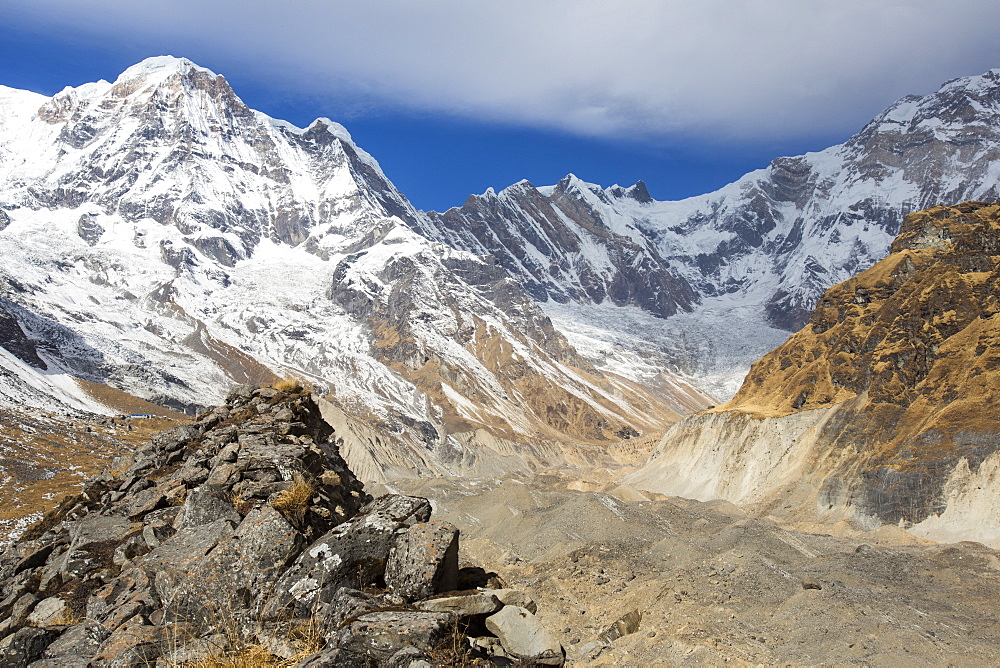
xmin=385 ymin=521 xmax=459 ymax=602
xmin=262 ymin=494 xmax=431 ymax=620
xmin=332 ymin=610 xmax=452 ymax=660
xmin=294 ymin=646 xmax=371 ymax=668
xmin=318 ymin=587 xmax=382 ymax=634
xmin=157 ymin=506 xmax=303 ymax=628
xmin=415 ymin=590 xmax=501 ymax=617
xmin=177 ymin=488 xmax=241 ymax=529
xmin=91 ymin=623 xmax=164 ymax=666
xmin=25 ymin=596 xmax=67 ymax=626
xmin=0 ymin=626 xmax=60 ymax=667
xmin=37 ymin=621 xmax=110 ymax=663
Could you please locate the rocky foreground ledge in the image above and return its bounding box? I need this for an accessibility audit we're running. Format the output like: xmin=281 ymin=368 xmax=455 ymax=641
xmin=0 ymin=384 xmax=565 ymax=666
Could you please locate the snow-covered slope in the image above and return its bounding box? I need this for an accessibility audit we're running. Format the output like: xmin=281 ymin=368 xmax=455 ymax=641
xmin=0 ymin=57 xmax=709 ymax=474
xmin=419 ymin=69 xmax=1000 ymax=396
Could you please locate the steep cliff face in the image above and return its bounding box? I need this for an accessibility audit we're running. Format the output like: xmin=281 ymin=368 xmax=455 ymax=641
xmin=0 ymin=57 xmax=709 ymax=477
xmin=633 ymin=201 xmax=1000 ymax=545
xmin=418 ymin=176 xmax=696 ymax=319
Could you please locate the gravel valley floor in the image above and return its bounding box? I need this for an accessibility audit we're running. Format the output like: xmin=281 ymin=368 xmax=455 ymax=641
xmin=387 ymin=470 xmax=1000 ymax=666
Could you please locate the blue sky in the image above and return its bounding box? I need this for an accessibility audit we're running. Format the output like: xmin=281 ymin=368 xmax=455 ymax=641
xmin=3 ymin=1 xmax=1000 ymax=212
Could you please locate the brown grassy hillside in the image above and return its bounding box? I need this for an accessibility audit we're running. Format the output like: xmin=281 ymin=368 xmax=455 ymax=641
xmin=721 ymin=201 xmax=1000 ymax=522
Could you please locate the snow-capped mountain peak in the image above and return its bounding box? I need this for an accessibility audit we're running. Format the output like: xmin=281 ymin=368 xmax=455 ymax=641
xmin=0 ymin=58 xmax=708 ymax=481
xmin=411 ymin=66 xmax=1000 ymax=398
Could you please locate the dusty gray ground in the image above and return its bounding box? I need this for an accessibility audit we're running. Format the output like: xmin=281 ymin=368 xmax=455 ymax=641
xmin=384 ymin=471 xmax=1000 ymax=666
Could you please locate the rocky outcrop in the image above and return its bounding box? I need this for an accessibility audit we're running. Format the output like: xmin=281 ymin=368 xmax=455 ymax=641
xmin=633 ymin=201 xmax=1000 ymax=545
xmin=0 ymin=300 xmax=45 ymax=370
xmin=0 ymin=385 xmax=564 ymax=666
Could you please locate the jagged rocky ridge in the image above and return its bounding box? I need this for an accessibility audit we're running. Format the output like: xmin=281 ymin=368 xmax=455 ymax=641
xmin=417 ymin=69 xmax=1000 ymax=396
xmin=0 ymin=56 xmax=707 ymax=471
xmin=632 ymin=200 xmax=1000 ymax=547
xmin=0 ymin=384 xmax=566 ymax=666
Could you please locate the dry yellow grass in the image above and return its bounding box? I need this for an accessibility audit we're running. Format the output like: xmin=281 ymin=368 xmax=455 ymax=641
xmin=0 ymin=403 xmax=191 ymax=541
xmin=269 ymin=480 xmax=314 ymax=511
xmin=271 ymin=377 xmax=304 ymax=393
xmin=187 ymin=646 xmax=299 ymax=668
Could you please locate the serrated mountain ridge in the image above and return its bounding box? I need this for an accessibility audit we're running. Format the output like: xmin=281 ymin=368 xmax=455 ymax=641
xmin=415 ymin=67 xmax=1000 ymax=397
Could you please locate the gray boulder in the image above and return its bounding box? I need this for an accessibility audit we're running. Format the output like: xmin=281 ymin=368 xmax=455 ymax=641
xmin=491 ymin=588 xmax=538 ymax=614
xmin=415 ymin=591 xmax=502 ymax=617
xmin=178 ymin=488 xmax=241 ymax=529
xmin=39 ymin=621 xmax=110 ymax=663
xmin=486 ymin=605 xmax=564 ymax=666
xmin=385 ymin=521 xmax=459 ymax=602
xmin=158 ymin=506 xmax=302 ymax=628
xmin=58 ymin=514 xmax=134 ymax=578
xmin=263 ymin=494 xmax=431 ymax=620
xmin=318 ymin=587 xmax=383 ymax=633
xmin=332 ymin=610 xmax=452 ymax=660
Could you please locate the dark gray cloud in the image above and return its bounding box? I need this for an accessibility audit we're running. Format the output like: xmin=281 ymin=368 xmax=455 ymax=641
xmin=6 ymin=0 xmax=1000 ymax=141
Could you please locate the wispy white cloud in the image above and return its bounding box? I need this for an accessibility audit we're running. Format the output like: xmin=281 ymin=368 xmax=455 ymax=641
xmin=5 ymin=0 xmax=1000 ymax=142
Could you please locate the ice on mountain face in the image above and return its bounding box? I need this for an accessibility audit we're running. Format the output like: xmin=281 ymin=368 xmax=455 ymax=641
xmin=542 ymin=296 xmax=790 ymax=402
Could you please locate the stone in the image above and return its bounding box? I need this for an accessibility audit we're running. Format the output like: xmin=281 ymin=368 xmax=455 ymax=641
xmin=141 ymin=524 xmax=173 ymax=550
xmin=490 ymin=588 xmax=538 ymax=614
xmin=486 ymin=605 xmax=564 ymax=665
xmin=139 ymin=519 xmax=235 ymax=571
xmin=225 ymin=384 xmax=255 ymax=404
xmin=178 ymin=488 xmax=241 ymax=529
xmin=91 ymin=623 xmax=163 ymax=666
xmin=384 ymin=521 xmax=459 ymax=602
xmin=98 ymin=599 xmax=147 ymax=632
xmin=263 ymin=494 xmax=430 ymax=620
xmin=415 ymin=591 xmax=502 ymax=617
xmin=332 ymin=610 xmax=452 ymax=660
xmin=0 ymin=626 xmax=60 ymax=667
xmin=0 ymin=593 xmax=39 ymax=635
xmin=175 ymin=463 xmax=210 ymax=486
xmin=118 ymin=486 xmax=167 ymax=521
xmin=151 ymin=424 xmax=202 ymax=451
xmin=26 ymin=597 xmax=69 ymax=627
xmin=318 ymin=587 xmax=383 ymax=633
xmin=205 ymin=461 xmax=239 ymax=486
xmin=596 ymin=609 xmax=642 ymax=644
xmin=156 ymin=635 xmax=229 ymax=666
xmin=294 ymin=646 xmax=371 ymax=668
xmin=113 ymin=534 xmax=150 ymax=566
xmin=386 ymin=645 xmax=433 ymax=667
xmin=158 ymin=507 xmax=302 ymax=628
xmin=40 ymin=621 xmax=110 ymax=661
xmin=0 ymin=388 xmax=485 ymax=668
xmin=13 ymin=544 xmax=55 ymax=575
xmin=58 ymin=515 xmax=134 ymax=578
